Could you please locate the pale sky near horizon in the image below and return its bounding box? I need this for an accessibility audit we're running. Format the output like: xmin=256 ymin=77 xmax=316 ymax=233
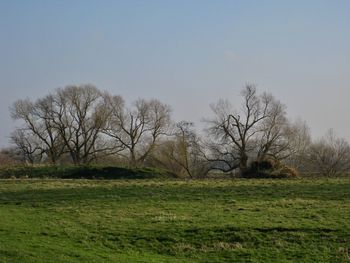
xmin=0 ymin=0 xmax=350 ymax=147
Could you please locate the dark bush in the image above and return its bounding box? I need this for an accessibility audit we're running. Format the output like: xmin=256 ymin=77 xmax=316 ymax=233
xmin=243 ymin=158 xmax=298 ymax=179
xmin=250 ymin=159 xmax=277 ymax=171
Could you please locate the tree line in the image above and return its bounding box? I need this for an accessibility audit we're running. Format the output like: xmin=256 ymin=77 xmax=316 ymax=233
xmin=2 ymin=84 xmax=350 ymax=177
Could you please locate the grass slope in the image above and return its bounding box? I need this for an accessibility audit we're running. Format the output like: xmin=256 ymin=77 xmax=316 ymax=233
xmin=0 ymin=178 xmax=349 ymax=262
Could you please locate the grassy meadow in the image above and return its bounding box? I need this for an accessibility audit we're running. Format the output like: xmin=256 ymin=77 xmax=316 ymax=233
xmin=0 ymin=178 xmax=349 ymax=262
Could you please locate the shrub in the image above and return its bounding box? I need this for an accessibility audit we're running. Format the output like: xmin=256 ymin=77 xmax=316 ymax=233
xmin=243 ymin=158 xmax=298 ymax=179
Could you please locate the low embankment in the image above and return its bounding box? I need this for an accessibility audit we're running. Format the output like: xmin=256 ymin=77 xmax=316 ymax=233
xmin=0 ymin=165 xmax=175 ymax=180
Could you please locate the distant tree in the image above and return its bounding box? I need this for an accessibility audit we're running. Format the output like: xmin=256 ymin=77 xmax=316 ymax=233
xmin=49 ymin=85 xmax=115 ymax=164
xmin=148 ymin=121 xmax=210 ymax=178
xmin=283 ymin=119 xmax=311 ymax=171
xmin=10 ymin=97 xmax=64 ymax=164
xmin=205 ymin=84 xmax=300 ymax=175
xmin=307 ymin=130 xmax=350 ymax=177
xmin=103 ymin=97 xmax=172 ymax=167
xmin=10 ymin=129 xmax=43 ymax=164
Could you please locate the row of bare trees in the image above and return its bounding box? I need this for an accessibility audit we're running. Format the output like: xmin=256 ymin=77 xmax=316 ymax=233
xmin=6 ymin=84 xmax=350 ymax=177
xmin=10 ymin=85 xmax=171 ymax=166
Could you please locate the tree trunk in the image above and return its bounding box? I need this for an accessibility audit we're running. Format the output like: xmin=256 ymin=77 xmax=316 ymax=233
xmin=239 ymin=154 xmax=248 ymax=175
xmin=129 ymin=150 xmax=137 ymax=168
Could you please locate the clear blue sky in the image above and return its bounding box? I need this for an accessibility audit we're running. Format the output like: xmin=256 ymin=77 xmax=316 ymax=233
xmin=1 ymin=0 xmax=350 ymax=147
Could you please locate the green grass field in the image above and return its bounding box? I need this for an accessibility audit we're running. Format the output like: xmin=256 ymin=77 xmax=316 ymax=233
xmin=0 ymin=178 xmax=349 ymax=262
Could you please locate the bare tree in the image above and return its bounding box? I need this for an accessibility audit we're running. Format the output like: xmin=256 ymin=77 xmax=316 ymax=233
xmin=307 ymin=130 xmax=350 ymax=177
xmin=49 ymin=85 xmax=115 ymax=164
xmin=104 ymin=97 xmax=172 ymax=167
xmin=283 ymin=119 xmax=311 ymax=170
xmin=205 ymin=85 xmax=292 ymax=174
xmin=10 ymin=129 xmax=43 ymax=164
xmin=149 ymin=121 xmax=209 ymax=178
xmin=255 ymin=94 xmax=288 ymax=160
xmin=10 ymin=96 xmax=65 ymax=164
xmin=33 ymin=95 xmax=67 ymax=163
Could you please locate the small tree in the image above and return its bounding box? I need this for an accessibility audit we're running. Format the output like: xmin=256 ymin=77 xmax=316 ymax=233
xmin=10 ymin=97 xmax=64 ymax=164
xmin=149 ymin=121 xmax=210 ymax=178
xmin=307 ymin=130 xmax=350 ymax=177
xmin=283 ymin=119 xmax=311 ymax=171
xmin=11 ymin=129 xmax=45 ymax=164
